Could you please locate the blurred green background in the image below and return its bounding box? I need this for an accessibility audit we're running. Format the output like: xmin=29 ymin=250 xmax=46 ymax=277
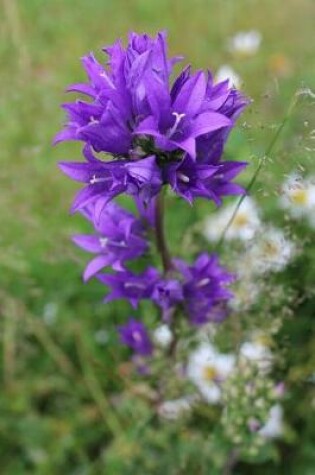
xmin=1 ymin=0 xmax=315 ymax=473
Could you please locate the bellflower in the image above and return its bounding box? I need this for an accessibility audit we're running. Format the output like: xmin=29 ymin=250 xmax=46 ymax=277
xmin=56 ymin=31 xmax=248 ymax=210
xmin=55 ymin=32 xmax=180 ymax=152
xmin=164 ymin=155 xmax=247 ymax=204
xmin=174 ymin=253 xmax=234 ymax=325
xmin=118 ymin=318 xmax=153 ymax=356
xmin=98 ymin=267 xmax=160 ymax=308
xmin=151 ymin=278 xmax=184 ymax=320
xmin=72 ymin=201 xmax=148 ymax=280
xmin=59 ymin=146 xmax=162 ymax=215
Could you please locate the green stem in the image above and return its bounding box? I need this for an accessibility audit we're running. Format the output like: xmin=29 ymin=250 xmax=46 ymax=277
xmin=155 ymin=191 xmax=173 ymax=273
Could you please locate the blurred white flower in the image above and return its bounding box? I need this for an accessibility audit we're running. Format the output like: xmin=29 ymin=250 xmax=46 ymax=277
xmin=197 ymin=322 xmax=218 ymax=343
xmin=94 ymin=329 xmax=109 ymax=345
xmin=240 ymin=336 xmax=273 ymax=374
xmin=153 ymin=324 xmax=173 ymax=348
xmin=247 ymin=227 xmax=295 ymax=274
xmin=228 ymin=30 xmax=262 ymax=56
xmin=230 ymin=279 xmax=262 ymax=311
xmin=187 ymin=343 xmax=235 ymax=403
xmin=43 ymin=302 xmax=58 ymax=325
xmin=215 ymin=65 xmax=242 ymax=89
xmin=279 ymin=173 xmax=315 ymax=227
xmin=204 ymin=198 xmax=261 ymax=242
xmin=259 ymin=404 xmax=284 ymax=439
xmin=158 ymin=395 xmax=197 ymax=420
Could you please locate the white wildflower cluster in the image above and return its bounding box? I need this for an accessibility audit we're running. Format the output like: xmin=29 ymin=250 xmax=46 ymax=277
xmin=221 ymin=355 xmax=284 ymax=453
xmin=157 ymin=332 xmax=285 ymax=457
xmin=279 ymin=173 xmax=315 ymax=228
xmin=157 ymin=395 xmax=198 ymax=421
xmin=204 ymin=197 xmax=260 ymax=242
xmin=153 ymin=324 xmax=173 ymax=349
xmin=228 ymin=30 xmax=262 ymax=57
xmin=215 ymin=30 xmax=262 ymax=103
xmin=155 ymin=170 xmax=313 ymax=456
xmin=215 ymin=65 xmax=242 ymax=90
xmin=245 ymin=226 xmax=296 ymax=274
xmin=187 ymin=343 xmax=235 ymax=403
xmin=204 ymin=196 xmax=296 ymax=311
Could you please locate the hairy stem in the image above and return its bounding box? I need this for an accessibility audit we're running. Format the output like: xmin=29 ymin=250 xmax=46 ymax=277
xmin=155 ymin=191 xmax=173 ymax=273
xmin=154 ymin=192 xmax=180 ymax=358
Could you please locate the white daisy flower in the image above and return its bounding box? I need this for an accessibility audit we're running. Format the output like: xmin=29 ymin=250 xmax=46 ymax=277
xmin=259 ymin=404 xmax=284 ymax=439
xmin=187 ymin=343 xmax=235 ymax=404
xmin=279 ymin=173 xmax=315 ymax=227
xmin=228 ymin=30 xmax=262 ymax=57
xmin=153 ymin=324 xmax=173 ymax=348
xmin=215 ymin=65 xmax=242 ymax=89
xmin=240 ymin=335 xmax=273 ymax=374
xmin=247 ymin=227 xmax=295 ymax=274
xmin=204 ymin=198 xmax=261 ymax=242
xmin=157 ymin=395 xmax=198 ymax=421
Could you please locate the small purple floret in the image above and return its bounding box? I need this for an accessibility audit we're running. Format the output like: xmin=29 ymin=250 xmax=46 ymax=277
xmin=99 ymin=267 xmax=160 ymax=308
xmin=174 ymin=253 xmax=235 ymax=325
xmin=118 ymin=318 xmax=153 ymax=356
xmin=72 ymin=201 xmax=148 ymax=280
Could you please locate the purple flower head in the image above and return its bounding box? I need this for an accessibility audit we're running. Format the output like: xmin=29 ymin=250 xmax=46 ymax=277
xmin=174 ymin=253 xmax=235 ymax=325
xmin=59 ymin=146 xmax=162 ymax=215
xmin=72 ymin=202 xmax=148 ymax=280
xmin=99 ymin=267 xmax=160 ymax=308
xmin=151 ymin=278 xmax=184 ymax=320
xmin=135 ymin=70 xmax=233 ymax=160
xmin=56 ymin=32 xmax=248 ymax=210
xmin=118 ymin=318 xmax=153 ymax=356
xmin=54 ymin=31 xmax=179 ymax=154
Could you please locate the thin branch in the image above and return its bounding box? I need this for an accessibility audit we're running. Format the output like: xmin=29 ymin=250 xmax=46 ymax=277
xmin=155 ymin=191 xmax=173 ymax=273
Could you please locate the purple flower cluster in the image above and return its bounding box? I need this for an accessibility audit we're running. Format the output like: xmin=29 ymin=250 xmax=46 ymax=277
xmin=57 ymin=31 xmax=248 ymax=209
xmin=98 ymin=253 xmax=234 ymax=325
xmin=57 ymin=32 xmax=248 ymax=358
xmin=118 ymin=318 xmax=153 ymax=357
xmin=72 ymin=201 xmax=148 ymax=280
xmin=113 ymin=253 xmax=234 ymax=356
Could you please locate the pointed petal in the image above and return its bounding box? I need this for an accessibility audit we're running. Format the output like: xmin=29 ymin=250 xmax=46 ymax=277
xmin=53 ymin=127 xmax=77 ymax=145
xmin=72 ymin=235 xmax=101 ymax=253
xmin=191 ymin=112 xmax=231 ymax=138
xmin=83 ymin=255 xmax=113 ymax=281
xmin=173 ymin=71 xmax=206 ymax=116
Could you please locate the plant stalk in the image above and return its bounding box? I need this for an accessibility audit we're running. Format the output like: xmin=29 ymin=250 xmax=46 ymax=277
xmin=155 ymin=191 xmax=173 ymax=273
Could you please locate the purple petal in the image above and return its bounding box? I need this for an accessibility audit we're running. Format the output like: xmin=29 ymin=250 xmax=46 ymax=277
xmin=83 ymin=255 xmax=113 ymax=281
xmin=72 ymin=235 xmax=102 ymax=253
xmin=191 ymin=112 xmax=231 ymax=138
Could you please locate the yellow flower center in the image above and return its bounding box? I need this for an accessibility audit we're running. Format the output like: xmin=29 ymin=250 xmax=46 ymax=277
xmin=202 ymin=365 xmax=218 ymax=381
xmin=290 ymin=189 xmax=308 ymax=206
xmin=262 ymin=241 xmax=279 ymax=257
xmin=255 ymin=335 xmax=272 ymax=347
xmin=232 ymin=213 xmax=249 ymax=229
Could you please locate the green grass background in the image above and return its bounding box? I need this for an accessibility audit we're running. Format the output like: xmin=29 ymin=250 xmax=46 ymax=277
xmin=1 ymin=0 xmax=315 ymax=473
